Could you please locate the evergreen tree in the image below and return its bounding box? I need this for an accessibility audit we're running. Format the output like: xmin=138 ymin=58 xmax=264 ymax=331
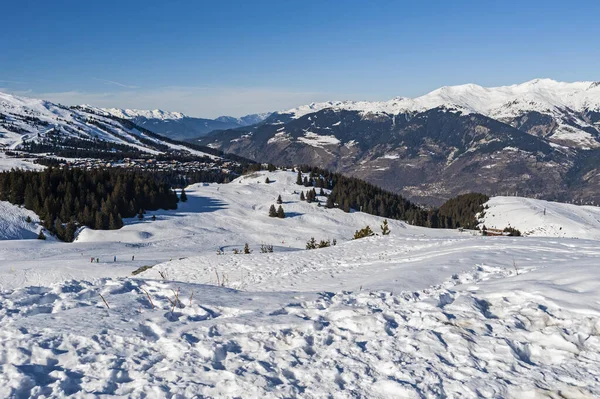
xmin=138 ymin=208 xmax=144 ymax=220
xmin=243 ymin=243 xmax=252 ymax=254
xmin=326 ymin=196 xmax=335 ymax=208
xmin=37 ymin=231 xmax=46 ymax=240
xmin=354 ymin=225 xmax=374 ymax=239
xmin=65 ymin=221 xmax=77 ymax=241
xmin=265 ymin=177 xmax=270 ymax=184
xmin=296 ymin=170 xmax=303 ymax=185
xmin=300 ymin=191 xmax=305 ymax=201
xmin=268 ymin=204 xmax=277 ymax=217
xmin=306 ymin=237 xmax=317 ymax=250
xmin=180 ymin=188 xmax=188 ymax=202
xmin=381 ymin=219 xmax=390 ymax=235
xmin=277 ymin=205 xmax=285 ymax=218
xmin=276 ymin=195 xmax=282 ymax=204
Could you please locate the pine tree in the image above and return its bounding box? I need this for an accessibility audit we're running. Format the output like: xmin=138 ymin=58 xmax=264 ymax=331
xmin=265 ymin=177 xmax=270 ymax=184
xmin=300 ymin=191 xmax=305 ymax=201
xmin=37 ymin=231 xmax=46 ymax=240
xmin=65 ymin=221 xmax=77 ymax=241
xmin=180 ymin=188 xmax=188 ymax=202
xmin=381 ymin=219 xmax=390 ymax=235
xmin=276 ymin=195 xmax=282 ymax=204
xmin=306 ymin=237 xmax=317 ymax=250
xmin=268 ymin=204 xmax=277 ymax=217
xmin=326 ymin=196 xmax=335 ymax=208
xmin=277 ymin=205 xmax=285 ymax=219
xmin=138 ymin=208 xmax=144 ymax=220
xmin=353 ymin=225 xmax=374 ymax=239
xmin=296 ymin=170 xmax=303 ymax=185
xmin=243 ymin=243 xmax=252 ymax=254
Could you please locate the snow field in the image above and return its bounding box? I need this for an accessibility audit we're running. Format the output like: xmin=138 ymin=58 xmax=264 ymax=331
xmin=480 ymin=196 xmax=600 ymax=240
xmin=1 ymin=261 xmax=599 ymax=398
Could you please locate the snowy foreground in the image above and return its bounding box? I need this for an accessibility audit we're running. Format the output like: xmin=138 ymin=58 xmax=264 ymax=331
xmin=1 ymin=171 xmax=600 ymax=398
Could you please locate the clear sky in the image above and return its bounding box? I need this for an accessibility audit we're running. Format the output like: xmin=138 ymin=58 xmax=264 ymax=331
xmin=1 ymin=0 xmax=599 ymax=117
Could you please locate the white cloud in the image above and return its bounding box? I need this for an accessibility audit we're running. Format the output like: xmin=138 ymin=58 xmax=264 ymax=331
xmin=4 ymin=86 xmax=341 ymax=118
xmin=92 ymin=78 xmax=140 ymax=89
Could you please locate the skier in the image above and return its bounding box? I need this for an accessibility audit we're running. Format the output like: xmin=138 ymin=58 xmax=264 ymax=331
xmin=90 ymin=257 xmax=94 ymax=263
xmin=114 ymin=256 xmax=117 ymax=262
xmin=96 ymin=258 xmax=99 ymax=263
xmin=132 ymin=255 xmax=135 ymax=261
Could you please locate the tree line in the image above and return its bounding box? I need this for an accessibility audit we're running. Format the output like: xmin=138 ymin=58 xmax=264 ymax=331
xmin=0 ymin=167 xmax=180 ymax=241
xmin=292 ymin=165 xmax=488 ymax=229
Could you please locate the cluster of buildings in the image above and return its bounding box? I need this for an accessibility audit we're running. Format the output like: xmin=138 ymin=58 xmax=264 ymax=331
xmin=51 ymin=157 xmax=237 ymax=174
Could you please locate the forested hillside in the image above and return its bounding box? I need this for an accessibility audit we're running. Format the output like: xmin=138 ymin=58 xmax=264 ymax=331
xmin=0 ymin=168 xmax=179 ymax=241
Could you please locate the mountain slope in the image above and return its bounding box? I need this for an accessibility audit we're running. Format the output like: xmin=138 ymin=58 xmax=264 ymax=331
xmin=199 ymin=79 xmax=600 ymax=205
xmin=280 ymin=79 xmax=600 ymax=148
xmin=0 ymin=92 xmax=222 ymax=160
xmin=479 ymin=195 xmax=600 ymax=239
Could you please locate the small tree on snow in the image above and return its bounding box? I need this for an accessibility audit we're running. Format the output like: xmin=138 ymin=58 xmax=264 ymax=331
xmin=244 ymin=243 xmax=252 ymax=254
xmin=277 ymin=205 xmax=285 ymax=219
xmin=268 ymin=204 xmax=277 ymax=217
xmin=306 ymin=237 xmax=317 ymax=250
xmin=265 ymin=177 xmax=270 ymax=184
xmin=180 ymin=188 xmax=188 ymax=202
xmin=300 ymin=191 xmax=305 ymax=201
xmin=353 ymin=225 xmax=374 ymax=239
xmin=381 ymin=219 xmax=390 ymax=235
xmin=276 ymin=195 xmax=283 ymax=204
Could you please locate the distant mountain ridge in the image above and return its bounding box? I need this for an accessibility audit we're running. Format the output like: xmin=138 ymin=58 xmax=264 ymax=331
xmin=92 ymin=106 xmax=272 ymax=141
xmin=198 ymin=79 xmax=600 ymax=205
xmin=0 ymin=91 xmax=222 ymax=160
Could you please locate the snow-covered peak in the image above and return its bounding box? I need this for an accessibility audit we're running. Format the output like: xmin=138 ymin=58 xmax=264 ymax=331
xmin=100 ymin=108 xmax=186 ymax=120
xmin=215 ymin=112 xmax=273 ymax=125
xmin=281 ymin=79 xmax=600 ymax=119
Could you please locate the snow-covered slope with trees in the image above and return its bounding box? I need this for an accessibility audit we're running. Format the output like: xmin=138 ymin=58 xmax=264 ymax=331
xmin=0 ymin=201 xmax=43 ymax=240
xmin=479 ymin=196 xmax=600 ymax=239
xmin=0 ymin=92 xmax=220 ymax=161
xmin=2 ymin=170 xmax=600 ymax=397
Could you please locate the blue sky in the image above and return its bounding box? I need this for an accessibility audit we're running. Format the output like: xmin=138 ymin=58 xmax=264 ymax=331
xmin=1 ymin=0 xmax=599 ymax=117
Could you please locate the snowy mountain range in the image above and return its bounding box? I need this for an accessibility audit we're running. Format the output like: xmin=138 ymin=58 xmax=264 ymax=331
xmin=96 ymin=106 xmax=272 ymax=140
xmin=280 ymin=79 xmax=600 ymax=147
xmin=0 ymin=92 xmax=222 ymax=160
xmin=199 ymin=79 xmax=600 ymax=204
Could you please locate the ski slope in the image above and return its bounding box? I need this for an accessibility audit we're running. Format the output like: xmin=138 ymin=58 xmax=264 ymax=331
xmin=480 ymin=196 xmax=600 ymax=239
xmin=1 ymin=170 xmax=600 ymax=397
